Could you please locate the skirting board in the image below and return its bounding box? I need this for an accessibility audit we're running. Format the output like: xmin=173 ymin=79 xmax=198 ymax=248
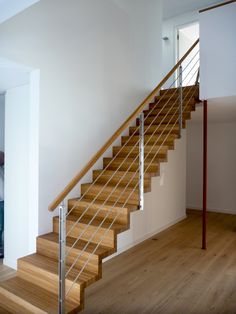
xmin=187 ymin=205 xmax=236 ymax=215
xmin=3 ymin=257 xmax=17 ymax=270
xmin=103 ymin=214 xmax=187 ymax=263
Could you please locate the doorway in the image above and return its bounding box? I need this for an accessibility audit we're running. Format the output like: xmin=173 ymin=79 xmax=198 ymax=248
xmin=0 ymin=58 xmax=40 ymax=269
xmin=176 ymin=22 xmax=199 ymax=86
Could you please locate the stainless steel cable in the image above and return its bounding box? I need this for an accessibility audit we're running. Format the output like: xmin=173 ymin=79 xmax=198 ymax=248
xmin=65 ymin=54 xmax=200 ymax=241
xmin=65 ymin=68 xmax=199 ymax=280
xmin=65 ymin=48 xmax=200 ymax=220
xmin=65 ymin=83 xmax=199 ymax=297
xmin=64 ymin=60 xmax=199 ymax=258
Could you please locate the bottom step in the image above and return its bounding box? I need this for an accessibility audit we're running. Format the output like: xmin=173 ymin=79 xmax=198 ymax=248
xmin=0 ymin=276 xmax=80 ymax=314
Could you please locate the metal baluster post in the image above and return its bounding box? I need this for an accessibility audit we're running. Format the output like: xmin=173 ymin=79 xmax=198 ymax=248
xmin=139 ymin=112 xmax=144 ymax=210
xmin=59 ymin=201 xmax=66 ymax=314
xmin=179 ymin=65 xmax=183 ymax=138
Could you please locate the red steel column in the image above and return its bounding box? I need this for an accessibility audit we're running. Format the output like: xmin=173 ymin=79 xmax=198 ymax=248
xmin=202 ymin=100 xmax=207 ymax=250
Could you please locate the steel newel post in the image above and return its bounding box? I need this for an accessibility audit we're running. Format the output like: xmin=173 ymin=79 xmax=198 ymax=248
xmin=139 ymin=112 xmax=144 ymax=210
xmin=202 ymin=100 xmax=207 ymax=250
xmin=179 ymin=65 xmax=183 ymax=138
xmin=59 ymin=201 xmax=66 ymax=313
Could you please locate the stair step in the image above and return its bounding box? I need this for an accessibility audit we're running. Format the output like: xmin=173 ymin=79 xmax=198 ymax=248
xmin=93 ymin=170 xmax=151 ymax=191
xmin=0 ymin=276 xmax=79 ymax=314
xmin=129 ymin=125 xmax=179 ymax=136
xmin=54 ymin=213 xmax=128 ymax=248
xmin=81 ymin=183 xmax=139 ymax=206
xmin=17 ymin=253 xmax=97 ymax=304
xmin=160 ymin=85 xmax=199 ymax=95
xmin=137 ymin=114 xmax=190 ymax=126
xmin=113 ymin=145 xmax=169 ymax=157
xmin=103 ymin=157 xmax=161 ymax=174
xmin=68 ymin=197 xmax=137 ymax=224
xmin=37 ymin=232 xmax=113 ymax=274
xmin=144 ymin=104 xmax=194 ymax=117
xmin=121 ymin=134 xmax=178 ymax=146
xmin=149 ymin=97 xmax=196 ymax=109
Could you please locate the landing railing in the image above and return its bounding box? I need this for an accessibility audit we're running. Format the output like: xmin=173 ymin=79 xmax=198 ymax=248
xmin=48 ymin=39 xmax=200 ymax=313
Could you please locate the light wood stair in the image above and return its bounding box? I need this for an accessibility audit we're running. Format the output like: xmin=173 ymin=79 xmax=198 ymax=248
xmin=0 ymin=85 xmax=199 ymax=313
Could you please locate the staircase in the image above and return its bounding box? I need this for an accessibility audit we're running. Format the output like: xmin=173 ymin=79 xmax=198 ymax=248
xmin=0 ymin=40 xmax=200 ymax=313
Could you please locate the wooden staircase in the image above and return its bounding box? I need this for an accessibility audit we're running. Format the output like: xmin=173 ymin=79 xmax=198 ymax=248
xmin=0 ymin=85 xmax=199 ymax=313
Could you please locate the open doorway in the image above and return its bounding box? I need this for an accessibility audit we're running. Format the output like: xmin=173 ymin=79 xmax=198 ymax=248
xmin=176 ymin=22 xmax=199 ymax=86
xmin=0 ymin=58 xmax=39 ymax=269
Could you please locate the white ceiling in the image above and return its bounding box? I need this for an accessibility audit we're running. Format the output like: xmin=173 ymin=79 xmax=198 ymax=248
xmin=163 ymin=0 xmax=222 ymax=19
xmin=191 ymin=97 xmax=236 ymax=123
xmin=0 ymin=0 xmax=39 ymax=24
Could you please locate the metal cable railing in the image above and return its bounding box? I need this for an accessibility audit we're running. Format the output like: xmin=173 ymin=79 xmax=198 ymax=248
xmin=65 ymin=78 xmax=199 ymax=297
xmin=65 ymin=51 xmax=200 ymax=242
xmin=66 ymin=49 xmax=199 ymax=221
xmin=56 ymin=39 xmax=200 ymax=312
xmin=64 ymin=58 xmax=199 ymax=261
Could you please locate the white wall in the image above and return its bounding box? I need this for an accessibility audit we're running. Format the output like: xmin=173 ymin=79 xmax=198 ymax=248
xmin=187 ymin=109 xmax=236 ymax=214
xmin=4 ymin=84 xmax=31 ymax=268
xmin=0 ymin=94 xmax=4 ymax=152
xmin=200 ymin=2 xmax=236 ymax=99
xmin=162 ymin=10 xmax=199 ymax=88
xmin=0 ymin=0 xmax=163 ymax=246
xmin=116 ymin=133 xmax=187 ymax=254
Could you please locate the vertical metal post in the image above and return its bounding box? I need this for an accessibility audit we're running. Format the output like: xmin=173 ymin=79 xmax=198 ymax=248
xmin=139 ymin=112 xmax=144 ymax=210
xmin=179 ymin=65 xmax=183 ymax=138
xmin=202 ymin=100 xmax=208 ymax=250
xmin=59 ymin=201 xmax=66 ymax=313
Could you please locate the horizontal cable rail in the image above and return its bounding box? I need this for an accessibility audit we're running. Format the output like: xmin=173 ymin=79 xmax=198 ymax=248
xmin=64 ymin=55 xmax=200 ymax=258
xmin=65 ymin=76 xmax=199 ymax=297
xmin=49 ymin=39 xmax=199 ymax=212
xmin=56 ymin=40 xmax=200 ymax=311
xmin=66 ymin=48 xmax=200 ymax=220
xmin=63 ymin=51 xmax=198 ymax=245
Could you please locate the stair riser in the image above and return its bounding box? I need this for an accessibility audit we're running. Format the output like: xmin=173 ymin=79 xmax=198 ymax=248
xmin=37 ymin=237 xmax=100 ymax=274
xmin=137 ymin=116 xmax=189 ymax=126
xmin=17 ymin=260 xmax=82 ymax=305
xmin=149 ymin=100 xmax=195 ymax=110
xmin=113 ymin=146 xmax=168 ymax=158
xmin=122 ymin=135 xmax=177 ymax=146
xmin=129 ymin=126 xmax=179 ymax=136
xmin=160 ymin=87 xmax=198 ymax=95
xmin=156 ymin=90 xmax=198 ymax=100
xmin=69 ymin=199 xmax=129 ymax=225
xmin=103 ymin=161 xmax=160 ymax=174
xmin=81 ymin=186 xmax=139 ymax=206
xmin=144 ymin=106 xmax=194 ymax=117
xmin=54 ymin=217 xmax=116 ymax=249
xmin=92 ymin=172 xmax=151 ymax=192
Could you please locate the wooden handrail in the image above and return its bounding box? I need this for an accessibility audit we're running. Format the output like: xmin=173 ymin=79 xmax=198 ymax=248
xmin=48 ymin=38 xmax=199 ymax=211
xmin=199 ymin=0 xmax=236 ymax=13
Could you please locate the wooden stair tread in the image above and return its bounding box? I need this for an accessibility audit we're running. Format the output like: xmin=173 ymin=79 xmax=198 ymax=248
xmin=66 ymin=213 xmax=129 ymax=233
xmin=0 ymin=276 xmax=79 ymax=314
xmin=39 ymin=232 xmax=113 ymax=259
xmin=18 ymin=253 xmax=97 ymax=286
xmin=69 ymin=197 xmax=138 ymax=211
xmin=113 ymin=145 xmax=170 ymax=152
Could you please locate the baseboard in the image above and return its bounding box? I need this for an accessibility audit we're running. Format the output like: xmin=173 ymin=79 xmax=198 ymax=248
xmin=103 ymin=214 xmax=187 ymax=263
xmin=187 ymin=205 xmax=236 ymax=215
xmin=3 ymin=257 xmax=17 ymax=270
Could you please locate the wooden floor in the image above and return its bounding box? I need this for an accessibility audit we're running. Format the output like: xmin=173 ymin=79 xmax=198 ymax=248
xmin=82 ymin=210 xmax=236 ymax=314
xmin=0 ymin=210 xmax=236 ymax=313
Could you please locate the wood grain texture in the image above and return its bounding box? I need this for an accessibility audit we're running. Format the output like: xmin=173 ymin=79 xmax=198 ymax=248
xmin=0 ymin=86 xmax=199 ymax=313
xmin=82 ymin=210 xmax=236 ymax=314
xmin=48 ymin=40 xmax=199 ymax=211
